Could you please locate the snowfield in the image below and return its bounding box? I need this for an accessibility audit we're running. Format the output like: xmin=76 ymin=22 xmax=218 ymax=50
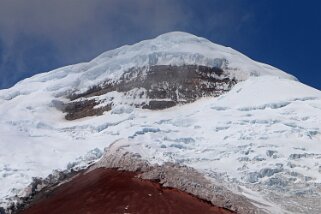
xmin=0 ymin=32 xmax=321 ymax=213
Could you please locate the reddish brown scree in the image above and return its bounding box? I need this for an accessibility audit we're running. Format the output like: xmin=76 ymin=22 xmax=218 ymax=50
xmin=19 ymin=168 xmax=234 ymax=214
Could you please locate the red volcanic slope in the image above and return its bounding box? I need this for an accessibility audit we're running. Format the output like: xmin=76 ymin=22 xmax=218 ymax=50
xmin=19 ymin=169 xmax=233 ymax=214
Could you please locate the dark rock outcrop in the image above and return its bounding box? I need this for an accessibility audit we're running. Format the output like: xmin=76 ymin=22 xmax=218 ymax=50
xmin=63 ymin=65 xmax=237 ymax=120
xmin=64 ymin=100 xmax=112 ymax=120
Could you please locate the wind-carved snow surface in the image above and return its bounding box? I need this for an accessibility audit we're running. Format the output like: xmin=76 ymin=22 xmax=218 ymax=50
xmin=0 ymin=32 xmax=320 ymax=213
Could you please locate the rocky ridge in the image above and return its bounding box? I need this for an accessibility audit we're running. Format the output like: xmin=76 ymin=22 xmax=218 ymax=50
xmin=91 ymin=145 xmax=261 ymax=214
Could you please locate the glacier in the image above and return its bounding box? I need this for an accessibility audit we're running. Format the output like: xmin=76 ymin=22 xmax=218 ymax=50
xmin=0 ymin=32 xmax=321 ymax=213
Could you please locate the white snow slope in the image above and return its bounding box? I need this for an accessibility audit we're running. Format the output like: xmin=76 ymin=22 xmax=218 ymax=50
xmin=0 ymin=32 xmax=321 ymax=213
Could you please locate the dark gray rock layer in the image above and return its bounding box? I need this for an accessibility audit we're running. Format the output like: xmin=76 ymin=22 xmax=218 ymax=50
xmin=63 ymin=65 xmax=237 ymax=120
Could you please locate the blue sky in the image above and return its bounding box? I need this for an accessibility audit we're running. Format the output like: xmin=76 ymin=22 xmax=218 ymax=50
xmin=0 ymin=0 xmax=320 ymax=90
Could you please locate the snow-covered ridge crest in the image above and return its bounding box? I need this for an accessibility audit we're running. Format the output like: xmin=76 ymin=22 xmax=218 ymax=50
xmin=90 ymin=31 xmax=296 ymax=84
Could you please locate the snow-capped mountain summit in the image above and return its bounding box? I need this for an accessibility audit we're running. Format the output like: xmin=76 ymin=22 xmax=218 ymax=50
xmin=1 ymin=32 xmax=294 ymax=100
xmin=1 ymin=32 xmax=321 ymax=213
xmin=1 ymin=32 xmax=297 ymax=121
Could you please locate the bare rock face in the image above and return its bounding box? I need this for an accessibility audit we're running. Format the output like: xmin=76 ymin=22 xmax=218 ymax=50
xmin=64 ymin=100 xmax=112 ymax=121
xmin=63 ymin=65 xmax=237 ymax=120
